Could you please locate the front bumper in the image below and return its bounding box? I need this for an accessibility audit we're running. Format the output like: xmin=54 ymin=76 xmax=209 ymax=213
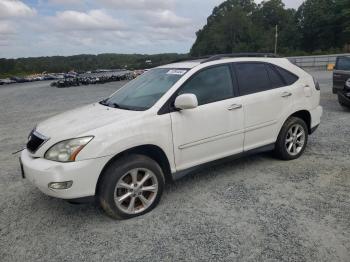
xmin=21 ymin=149 xmax=111 ymax=199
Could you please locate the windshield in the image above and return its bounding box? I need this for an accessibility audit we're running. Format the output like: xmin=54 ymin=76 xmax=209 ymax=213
xmin=102 ymin=68 xmax=188 ymax=111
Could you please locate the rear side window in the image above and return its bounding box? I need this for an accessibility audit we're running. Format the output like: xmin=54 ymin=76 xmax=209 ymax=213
xmin=235 ymin=63 xmax=271 ymax=96
xmin=179 ymin=65 xmax=234 ymax=106
xmin=336 ymin=57 xmax=350 ymax=70
xmin=274 ymin=66 xmax=299 ymax=85
xmin=265 ymin=65 xmax=285 ymax=88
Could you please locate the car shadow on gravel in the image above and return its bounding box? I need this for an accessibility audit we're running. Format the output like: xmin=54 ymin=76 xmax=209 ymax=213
xmin=339 ymin=105 xmax=350 ymax=112
xmin=25 ymin=152 xmax=275 ymax=222
xmin=27 ymin=192 xmax=111 ymax=222
xmin=167 ymin=152 xmax=276 ymax=190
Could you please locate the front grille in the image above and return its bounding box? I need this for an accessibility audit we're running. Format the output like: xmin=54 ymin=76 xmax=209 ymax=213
xmin=27 ymin=132 xmax=47 ymax=153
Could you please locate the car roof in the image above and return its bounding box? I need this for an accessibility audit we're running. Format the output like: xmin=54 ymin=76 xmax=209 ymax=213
xmin=157 ymin=53 xmax=281 ymax=69
xmin=157 ymin=57 xmax=287 ymax=69
xmin=157 ymin=60 xmax=203 ymax=69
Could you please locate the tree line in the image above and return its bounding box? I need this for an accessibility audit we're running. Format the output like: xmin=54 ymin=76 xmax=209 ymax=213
xmin=0 ymin=53 xmax=187 ymax=78
xmin=191 ymin=0 xmax=350 ymax=56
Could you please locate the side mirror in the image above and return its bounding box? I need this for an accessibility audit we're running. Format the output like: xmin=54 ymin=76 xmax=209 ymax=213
xmin=174 ymin=94 xmax=198 ymax=110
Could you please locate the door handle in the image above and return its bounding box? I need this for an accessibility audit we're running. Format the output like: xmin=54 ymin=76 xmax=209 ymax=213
xmin=281 ymin=92 xmax=292 ymax=98
xmin=228 ymin=104 xmax=242 ymax=110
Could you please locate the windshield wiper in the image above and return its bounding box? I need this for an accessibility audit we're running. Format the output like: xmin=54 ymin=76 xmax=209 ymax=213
xmin=111 ymin=103 xmax=122 ymax=109
xmin=99 ymin=99 xmax=109 ymax=106
xmin=100 ymin=99 xmax=125 ymax=109
xmin=99 ymin=99 xmax=126 ymax=110
xmin=100 ymin=99 xmax=142 ymax=111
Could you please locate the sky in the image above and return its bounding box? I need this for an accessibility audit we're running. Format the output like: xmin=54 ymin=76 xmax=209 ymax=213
xmin=0 ymin=0 xmax=304 ymax=58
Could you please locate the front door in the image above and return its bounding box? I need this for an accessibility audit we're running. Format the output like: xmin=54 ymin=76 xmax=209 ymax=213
xmin=170 ymin=65 xmax=245 ymax=171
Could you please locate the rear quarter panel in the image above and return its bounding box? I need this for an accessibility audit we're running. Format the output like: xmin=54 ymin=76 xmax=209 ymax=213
xmin=270 ymin=60 xmax=321 ymax=137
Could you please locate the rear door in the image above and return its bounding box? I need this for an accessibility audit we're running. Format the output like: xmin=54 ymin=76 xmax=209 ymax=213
xmin=334 ymin=56 xmax=350 ymax=92
xmin=233 ymin=62 xmax=295 ymax=151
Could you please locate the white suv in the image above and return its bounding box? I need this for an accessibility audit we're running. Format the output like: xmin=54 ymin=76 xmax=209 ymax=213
xmin=20 ymin=54 xmax=323 ymax=219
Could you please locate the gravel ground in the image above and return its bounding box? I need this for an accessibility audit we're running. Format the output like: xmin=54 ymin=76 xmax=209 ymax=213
xmin=0 ymin=72 xmax=349 ymax=262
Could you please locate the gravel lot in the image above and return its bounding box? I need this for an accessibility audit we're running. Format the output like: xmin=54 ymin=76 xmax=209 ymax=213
xmin=0 ymin=71 xmax=349 ymax=262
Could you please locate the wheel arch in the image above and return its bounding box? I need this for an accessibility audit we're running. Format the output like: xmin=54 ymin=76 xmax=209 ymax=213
xmin=276 ymin=110 xmax=312 ymax=141
xmin=289 ymin=110 xmax=312 ymax=134
xmin=95 ymin=144 xmax=172 ymax=195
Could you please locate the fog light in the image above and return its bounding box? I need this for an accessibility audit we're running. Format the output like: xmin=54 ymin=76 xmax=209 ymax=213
xmin=48 ymin=181 xmax=73 ymax=190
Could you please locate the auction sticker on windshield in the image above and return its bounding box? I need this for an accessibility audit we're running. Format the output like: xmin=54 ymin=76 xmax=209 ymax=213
xmin=166 ymin=70 xmax=187 ymax=75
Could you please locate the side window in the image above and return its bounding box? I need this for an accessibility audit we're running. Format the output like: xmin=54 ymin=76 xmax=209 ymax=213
xmin=336 ymin=57 xmax=350 ymax=70
xmin=265 ymin=64 xmax=285 ymax=88
xmin=235 ymin=63 xmax=271 ymax=96
xmin=274 ymin=66 xmax=299 ymax=85
xmin=179 ymin=65 xmax=234 ymax=105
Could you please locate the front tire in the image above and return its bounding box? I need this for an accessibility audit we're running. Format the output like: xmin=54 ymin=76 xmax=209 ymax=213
xmin=97 ymin=154 xmax=165 ymax=219
xmin=274 ymin=117 xmax=308 ymax=160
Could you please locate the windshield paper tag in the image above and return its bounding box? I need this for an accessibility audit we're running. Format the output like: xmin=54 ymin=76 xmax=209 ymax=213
xmin=166 ymin=70 xmax=187 ymax=75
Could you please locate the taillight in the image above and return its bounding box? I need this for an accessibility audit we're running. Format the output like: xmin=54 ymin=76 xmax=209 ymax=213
xmin=313 ymin=77 xmax=320 ymax=91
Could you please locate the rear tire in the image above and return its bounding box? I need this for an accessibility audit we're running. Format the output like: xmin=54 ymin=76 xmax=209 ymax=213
xmin=274 ymin=117 xmax=308 ymax=160
xmin=97 ymin=154 xmax=165 ymax=220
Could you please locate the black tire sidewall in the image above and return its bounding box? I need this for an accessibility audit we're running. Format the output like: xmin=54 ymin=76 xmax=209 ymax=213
xmin=98 ymin=154 xmax=165 ymax=219
xmin=276 ymin=117 xmax=309 ymax=160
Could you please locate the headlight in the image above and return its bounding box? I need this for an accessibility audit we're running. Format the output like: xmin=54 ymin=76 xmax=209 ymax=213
xmin=44 ymin=136 xmax=93 ymax=162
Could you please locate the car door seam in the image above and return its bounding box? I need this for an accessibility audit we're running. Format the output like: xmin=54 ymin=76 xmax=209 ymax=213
xmin=178 ymin=129 xmax=245 ymax=150
xmin=245 ymin=120 xmax=278 ymax=133
xmin=178 ymin=119 xmax=277 ymax=150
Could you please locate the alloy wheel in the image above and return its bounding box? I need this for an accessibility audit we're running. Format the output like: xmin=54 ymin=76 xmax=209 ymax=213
xmin=285 ymin=124 xmax=306 ymax=156
xmin=114 ymin=168 xmax=158 ymax=215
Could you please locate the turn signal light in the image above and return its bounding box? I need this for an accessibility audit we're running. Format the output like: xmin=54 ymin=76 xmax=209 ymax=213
xmin=48 ymin=181 xmax=73 ymax=190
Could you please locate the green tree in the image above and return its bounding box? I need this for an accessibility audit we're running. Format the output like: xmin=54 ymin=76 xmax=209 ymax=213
xmin=296 ymin=0 xmax=339 ymax=52
xmin=190 ymin=0 xmax=301 ymax=56
xmin=253 ymin=0 xmax=301 ymax=54
xmin=336 ymin=0 xmax=350 ymax=48
xmin=190 ymin=0 xmax=259 ymax=56
xmin=191 ymin=0 xmax=349 ymax=56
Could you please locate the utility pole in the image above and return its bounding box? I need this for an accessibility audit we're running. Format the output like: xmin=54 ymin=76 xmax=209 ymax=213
xmin=274 ymin=25 xmax=278 ymax=55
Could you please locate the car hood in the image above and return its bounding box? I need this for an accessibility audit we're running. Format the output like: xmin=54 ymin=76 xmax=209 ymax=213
xmin=36 ymin=103 xmax=141 ymax=139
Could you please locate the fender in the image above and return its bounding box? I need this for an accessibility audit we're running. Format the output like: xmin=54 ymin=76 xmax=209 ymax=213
xmin=275 ymin=109 xmax=312 ymax=139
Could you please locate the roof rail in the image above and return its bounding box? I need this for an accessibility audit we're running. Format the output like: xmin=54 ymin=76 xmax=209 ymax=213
xmin=170 ymin=55 xmax=212 ymax=64
xmin=200 ymin=53 xmax=279 ymax=64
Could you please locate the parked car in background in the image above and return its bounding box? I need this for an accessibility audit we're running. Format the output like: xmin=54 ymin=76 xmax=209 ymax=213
xmin=10 ymin=77 xmax=26 ymax=83
xmin=20 ymin=53 xmax=322 ymax=219
xmin=0 ymin=78 xmax=16 ymax=85
xmin=338 ymin=78 xmax=350 ymax=108
xmin=333 ymin=56 xmax=350 ymax=94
